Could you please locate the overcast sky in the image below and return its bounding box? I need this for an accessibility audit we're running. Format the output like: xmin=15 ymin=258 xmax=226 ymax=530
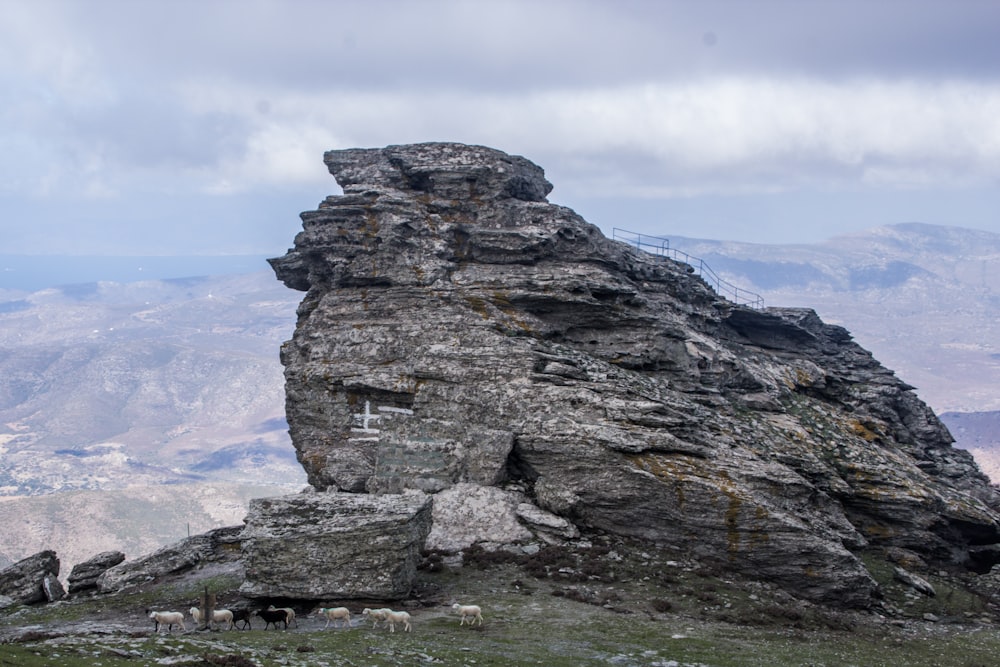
xmin=3 ymin=0 xmax=1000 ymax=255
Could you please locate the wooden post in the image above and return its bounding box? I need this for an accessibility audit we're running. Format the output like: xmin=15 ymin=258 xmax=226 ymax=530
xmin=200 ymin=585 xmax=216 ymax=631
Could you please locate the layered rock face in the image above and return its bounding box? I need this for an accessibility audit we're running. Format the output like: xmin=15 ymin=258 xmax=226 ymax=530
xmin=240 ymin=492 xmax=432 ymax=599
xmin=269 ymin=142 xmax=1000 ymax=607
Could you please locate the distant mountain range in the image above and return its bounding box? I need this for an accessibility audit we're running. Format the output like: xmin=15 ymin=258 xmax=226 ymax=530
xmin=1 ymin=223 xmax=997 ymax=570
xmin=0 ymin=254 xmax=273 ymax=292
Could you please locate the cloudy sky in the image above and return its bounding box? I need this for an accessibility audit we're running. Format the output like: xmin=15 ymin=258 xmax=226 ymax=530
xmin=3 ymin=0 xmax=999 ymax=256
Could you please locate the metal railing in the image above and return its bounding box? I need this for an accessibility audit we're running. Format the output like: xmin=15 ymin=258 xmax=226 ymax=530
xmin=612 ymin=228 xmax=764 ymax=309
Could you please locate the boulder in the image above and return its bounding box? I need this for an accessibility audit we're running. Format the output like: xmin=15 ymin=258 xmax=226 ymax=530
xmin=425 ymin=482 xmax=577 ymax=552
xmin=239 ymin=491 xmax=432 ymax=600
xmin=97 ymin=526 xmax=242 ymax=593
xmin=67 ymin=551 xmax=126 ymax=595
xmin=0 ymin=550 xmax=60 ymax=605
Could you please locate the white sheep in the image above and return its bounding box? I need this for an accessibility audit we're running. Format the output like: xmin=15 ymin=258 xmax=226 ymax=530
xmin=149 ymin=610 xmax=186 ymax=633
xmin=452 ymin=603 xmax=483 ymax=626
xmin=383 ymin=609 xmax=412 ymax=633
xmin=362 ymin=607 xmax=391 ymax=629
xmin=267 ymin=604 xmax=298 ymax=628
xmin=316 ymin=606 xmax=351 ymax=629
xmin=189 ymin=606 xmax=235 ymax=630
xmin=213 ymin=608 xmax=235 ymax=630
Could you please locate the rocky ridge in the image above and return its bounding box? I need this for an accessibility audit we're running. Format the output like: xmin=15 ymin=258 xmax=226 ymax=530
xmin=261 ymin=142 xmax=1000 ymax=608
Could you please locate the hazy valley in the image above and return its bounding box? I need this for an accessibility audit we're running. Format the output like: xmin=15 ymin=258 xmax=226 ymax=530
xmin=0 ymin=268 xmax=305 ymax=570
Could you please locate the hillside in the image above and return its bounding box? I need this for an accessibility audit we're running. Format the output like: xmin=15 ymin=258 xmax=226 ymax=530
xmin=0 ymin=268 xmax=307 ymax=571
xmin=0 ymin=482 xmax=302 ymax=573
xmin=0 ymin=270 xmax=305 ymax=497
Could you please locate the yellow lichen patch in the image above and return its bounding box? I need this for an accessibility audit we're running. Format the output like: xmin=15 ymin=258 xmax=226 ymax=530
xmin=716 ymin=472 xmax=747 ymax=558
xmin=464 ymin=295 xmax=491 ymax=319
xmin=490 ymin=290 xmax=533 ymax=331
xmin=363 ymin=210 xmax=379 ymax=237
xmin=301 ymin=450 xmax=326 ymax=472
xmin=848 ymin=419 xmax=880 ymax=442
xmin=626 ymin=453 xmax=687 ymax=508
xmin=859 ymin=522 xmax=897 ymax=540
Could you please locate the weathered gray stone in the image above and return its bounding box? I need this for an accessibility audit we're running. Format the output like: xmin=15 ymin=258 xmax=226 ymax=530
xmin=42 ymin=574 xmax=65 ymax=602
xmin=67 ymin=550 xmax=126 ymax=595
xmin=239 ymin=491 xmax=432 ymax=600
xmin=426 ymin=483 xmax=532 ymax=552
xmin=97 ymin=526 xmax=242 ymax=594
xmin=0 ymin=550 xmax=60 ymax=605
xmin=425 ymin=482 xmax=579 ymax=552
xmin=894 ymin=567 xmax=936 ymax=597
xmin=267 ymin=142 xmax=1000 ymax=608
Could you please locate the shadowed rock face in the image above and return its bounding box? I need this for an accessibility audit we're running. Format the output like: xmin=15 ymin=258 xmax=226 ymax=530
xmin=269 ymin=142 xmax=1000 ymax=608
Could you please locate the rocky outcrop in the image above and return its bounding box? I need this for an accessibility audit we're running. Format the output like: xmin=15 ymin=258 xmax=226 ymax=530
xmin=239 ymin=491 xmax=432 ymax=600
xmin=426 ymin=482 xmax=578 ymax=552
xmin=0 ymin=550 xmax=62 ymax=606
xmin=97 ymin=526 xmax=242 ymax=594
xmin=268 ymin=142 xmax=1000 ymax=607
xmin=67 ymin=551 xmax=126 ymax=595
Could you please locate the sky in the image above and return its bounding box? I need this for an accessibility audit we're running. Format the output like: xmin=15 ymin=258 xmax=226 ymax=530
xmin=2 ymin=0 xmax=1000 ymax=256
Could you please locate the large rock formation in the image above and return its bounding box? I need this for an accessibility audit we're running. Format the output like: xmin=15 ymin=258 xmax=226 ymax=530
xmin=0 ymin=550 xmax=63 ymax=606
xmin=268 ymin=142 xmax=1000 ymax=607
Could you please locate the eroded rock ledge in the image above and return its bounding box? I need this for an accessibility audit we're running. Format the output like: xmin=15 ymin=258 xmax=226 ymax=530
xmin=267 ymin=142 xmax=1000 ymax=608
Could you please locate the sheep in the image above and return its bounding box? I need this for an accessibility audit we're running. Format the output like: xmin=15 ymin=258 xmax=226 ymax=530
xmin=382 ymin=609 xmax=412 ymax=633
xmin=254 ymin=607 xmax=288 ymax=630
xmin=212 ymin=608 xmax=235 ymax=631
xmin=361 ymin=607 xmax=391 ymax=629
xmin=231 ymin=607 xmax=253 ymax=630
xmin=189 ymin=606 xmax=235 ymax=630
xmin=267 ymin=604 xmax=298 ymax=628
xmin=316 ymin=606 xmax=352 ymax=629
xmin=149 ymin=610 xmax=186 ymax=633
xmin=452 ymin=603 xmax=483 ymax=626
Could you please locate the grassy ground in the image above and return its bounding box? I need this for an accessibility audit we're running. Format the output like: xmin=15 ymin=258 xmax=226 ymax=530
xmin=2 ymin=542 xmax=1000 ymax=667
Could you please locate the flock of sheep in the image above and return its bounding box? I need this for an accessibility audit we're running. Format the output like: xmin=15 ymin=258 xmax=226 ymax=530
xmin=147 ymin=602 xmax=482 ymax=634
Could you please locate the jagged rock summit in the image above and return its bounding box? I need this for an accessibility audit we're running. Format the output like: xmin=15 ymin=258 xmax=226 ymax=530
xmin=268 ymin=142 xmax=1000 ymax=608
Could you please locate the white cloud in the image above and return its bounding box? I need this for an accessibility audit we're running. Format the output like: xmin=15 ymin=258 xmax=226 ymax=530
xmin=165 ymin=77 xmax=1000 ymax=199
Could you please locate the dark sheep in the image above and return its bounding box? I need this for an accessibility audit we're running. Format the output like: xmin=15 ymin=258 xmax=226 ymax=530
xmin=231 ymin=607 xmax=253 ymax=630
xmin=254 ymin=607 xmax=288 ymax=630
